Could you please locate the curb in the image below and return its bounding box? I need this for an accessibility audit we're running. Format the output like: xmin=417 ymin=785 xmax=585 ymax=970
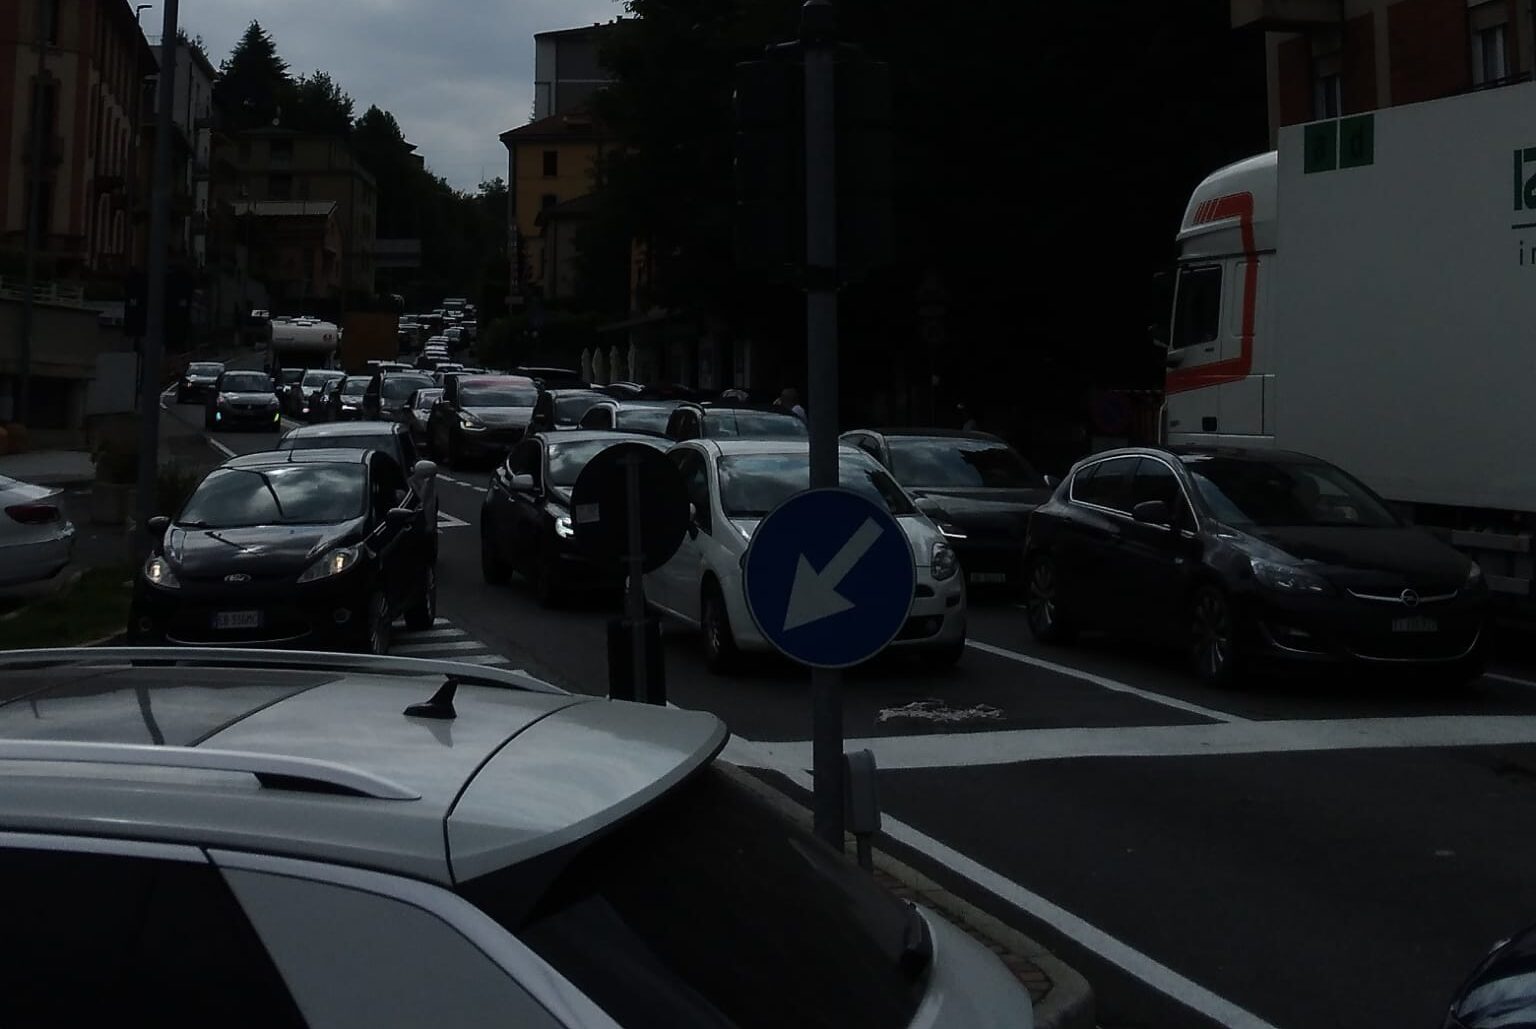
xmin=725 ymin=762 xmax=1094 ymax=1029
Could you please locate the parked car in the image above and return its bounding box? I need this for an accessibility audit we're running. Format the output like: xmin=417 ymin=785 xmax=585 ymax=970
xmin=481 ymin=431 xmax=667 ymax=605
xmin=403 ymin=387 xmax=442 ymax=450
xmin=514 ymin=365 xmax=587 ymax=389
xmin=0 ymin=474 xmax=75 ymax=587
xmin=844 ymin=429 xmax=1053 ymax=591
xmin=528 ymin=388 xmax=609 ymax=434
xmin=1021 ymin=445 xmax=1489 ymax=686
xmin=0 ymin=646 xmax=1033 ymax=1029
xmin=427 ymin=375 xmax=538 ymax=468
xmin=644 ymin=439 xmax=966 ymax=671
xmin=363 ymin=371 xmax=435 ymax=422
xmin=317 ymin=375 xmax=372 ymax=422
xmin=663 ymin=402 xmax=809 ymax=443
xmin=131 ymin=448 xmax=435 ymax=653
xmin=1444 ymin=921 xmax=1536 ymax=1028
xmin=204 ymin=370 xmax=281 ymax=432
xmin=285 ymin=368 xmax=345 ymax=420
xmin=577 ymin=398 xmax=683 ymax=436
xmin=175 ymin=361 xmax=224 ymax=403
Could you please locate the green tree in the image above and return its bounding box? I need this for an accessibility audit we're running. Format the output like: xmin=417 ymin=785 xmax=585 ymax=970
xmin=288 ymin=70 xmax=354 ymax=135
xmin=214 ymin=21 xmax=290 ymax=131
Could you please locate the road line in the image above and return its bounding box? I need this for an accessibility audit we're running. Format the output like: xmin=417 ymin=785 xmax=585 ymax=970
xmin=390 ymin=640 xmax=488 ymax=655
xmin=437 ymin=512 xmax=470 ymax=528
xmin=965 ymin=639 xmax=1243 ymax=723
xmin=729 ymin=748 xmax=1280 ymax=1029
xmin=749 ymin=714 xmax=1536 ymax=772
xmin=203 ymin=435 xmax=235 ymax=459
xmin=451 ymin=654 xmax=512 ymax=666
xmin=392 ymin=628 xmax=468 ymax=642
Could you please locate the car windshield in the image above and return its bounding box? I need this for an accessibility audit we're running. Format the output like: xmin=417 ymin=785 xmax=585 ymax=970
xmin=718 ymin=453 xmax=915 ymax=517
xmin=1183 ymin=456 xmax=1400 ymax=528
xmin=177 ymin=465 xmax=367 ymax=528
xmin=301 ymin=370 xmax=343 ymax=388
xmin=553 ymin=393 xmax=603 ymax=423
xmin=547 ymin=438 xmax=662 ymax=486
xmin=613 ymin=407 xmax=674 ymax=434
xmin=220 ymin=373 xmax=270 ymax=392
xmin=412 ymin=390 xmax=442 ymax=411
xmin=462 ymin=384 xmax=537 ymax=407
xmin=886 ymin=437 xmax=1043 ymax=488
xmin=341 ymin=378 xmax=369 ymax=397
xmin=382 ymin=376 xmax=433 ymax=401
xmin=464 ymin=767 xmax=924 ymax=1029
xmin=188 ymin=363 xmax=222 ymax=376
xmin=705 ymin=409 xmax=808 ymax=439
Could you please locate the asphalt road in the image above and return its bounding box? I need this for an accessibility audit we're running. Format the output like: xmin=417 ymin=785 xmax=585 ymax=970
xmin=183 ymin=393 xmax=1536 ymax=1029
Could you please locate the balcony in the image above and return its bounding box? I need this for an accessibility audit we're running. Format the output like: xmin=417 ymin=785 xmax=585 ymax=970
xmin=1231 ymin=0 xmax=1342 ymax=30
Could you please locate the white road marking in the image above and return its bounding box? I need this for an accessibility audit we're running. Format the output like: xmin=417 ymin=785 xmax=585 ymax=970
xmin=392 ymin=627 xmax=468 ymax=642
xmin=390 ymin=640 xmax=488 ymax=655
xmin=204 ymin=435 xmax=236 ymax=459
xmin=720 ymin=742 xmax=1281 ymax=1029
xmin=438 ymin=475 xmax=476 ymax=488
xmin=748 ymin=714 xmax=1536 ymax=772
xmin=437 ymin=511 xmax=469 ymax=529
xmin=965 ymin=639 xmax=1243 ymax=723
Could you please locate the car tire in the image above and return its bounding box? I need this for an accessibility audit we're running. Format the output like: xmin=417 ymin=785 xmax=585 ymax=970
xmin=533 ymin=549 xmax=562 ymax=609
xmin=405 ymin=564 xmax=436 ymax=630
xmin=701 ymin=581 xmax=740 ymax=673
xmin=362 ymin=590 xmax=391 ymax=655
xmin=1024 ymin=555 xmax=1076 ymax=645
xmin=1189 ymin=584 xmax=1242 ymax=687
xmin=921 ymin=636 xmax=966 ymax=667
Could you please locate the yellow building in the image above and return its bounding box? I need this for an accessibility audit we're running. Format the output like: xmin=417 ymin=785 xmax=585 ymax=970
xmin=498 ymin=110 xmax=609 ymax=301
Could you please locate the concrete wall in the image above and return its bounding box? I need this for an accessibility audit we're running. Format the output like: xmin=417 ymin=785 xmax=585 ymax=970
xmin=0 ymin=297 xmax=132 ymax=427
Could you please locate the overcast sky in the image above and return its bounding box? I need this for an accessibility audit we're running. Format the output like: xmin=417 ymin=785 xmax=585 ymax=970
xmin=174 ymin=0 xmax=621 ymax=191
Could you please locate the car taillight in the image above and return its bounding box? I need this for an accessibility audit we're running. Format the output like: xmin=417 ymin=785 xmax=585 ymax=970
xmin=6 ymin=503 xmax=59 ymax=525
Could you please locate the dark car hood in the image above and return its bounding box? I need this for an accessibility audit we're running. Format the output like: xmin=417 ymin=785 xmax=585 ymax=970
xmin=465 ymin=405 xmax=533 ymax=428
xmin=1237 ymin=525 xmax=1470 ymax=592
xmin=1447 ymin=923 xmax=1536 ymax=1028
xmin=909 ymin=486 xmax=1051 ymax=539
xmin=166 ymin=521 xmax=363 ymax=582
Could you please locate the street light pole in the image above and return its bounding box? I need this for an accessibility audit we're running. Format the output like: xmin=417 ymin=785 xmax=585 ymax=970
xmin=17 ymin=0 xmax=50 ymax=427
xmin=802 ymin=0 xmax=844 ymax=849
xmin=135 ymin=0 xmax=179 ymax=544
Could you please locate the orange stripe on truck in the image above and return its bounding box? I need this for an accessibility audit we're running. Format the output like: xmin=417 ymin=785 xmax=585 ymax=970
xmin=1167 ymin=191 xmax=1257 ymax=396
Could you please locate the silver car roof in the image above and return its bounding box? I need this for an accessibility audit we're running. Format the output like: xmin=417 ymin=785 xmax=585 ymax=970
xmin=0 ymin=649 xmax=726 ymax=885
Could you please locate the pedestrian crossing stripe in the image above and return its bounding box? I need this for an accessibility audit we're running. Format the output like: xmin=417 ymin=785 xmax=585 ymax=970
xmin=438 ymin=511 xmax=469 ymax=529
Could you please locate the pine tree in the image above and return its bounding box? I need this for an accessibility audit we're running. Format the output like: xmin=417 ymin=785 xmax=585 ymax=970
xmin=214 ymin=21 xmax=291 ymax=131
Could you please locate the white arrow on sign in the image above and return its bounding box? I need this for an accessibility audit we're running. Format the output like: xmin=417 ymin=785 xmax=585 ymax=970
xmin=782 ymin=517 xmax=885 ymax=632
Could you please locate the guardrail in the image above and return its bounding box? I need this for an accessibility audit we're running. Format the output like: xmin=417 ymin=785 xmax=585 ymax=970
xmin=0 ymin=276 xmax=88 ymax=308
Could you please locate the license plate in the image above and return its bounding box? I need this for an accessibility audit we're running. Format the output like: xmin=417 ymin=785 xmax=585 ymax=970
xmin=213 ymin=611 xmax=262 ymax=630
xmin=1392 ymin=615 xmax=1438 ymax=633
xmin=968 ymin=572 xmax=1008 ymax=584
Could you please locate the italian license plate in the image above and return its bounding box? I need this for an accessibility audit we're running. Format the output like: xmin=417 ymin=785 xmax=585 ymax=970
xmin=213 ymin=610 xmax=262 ymax=631
xmin=968 ymin=572 xmax=1008 ymax=584
xmin=1392 ymin=615 xmax=1438 ymax=633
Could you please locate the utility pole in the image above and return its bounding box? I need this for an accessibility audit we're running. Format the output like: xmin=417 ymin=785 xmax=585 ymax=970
xmin=17 ymin=0 xmax=50 ymax=426
xmin=136 ymin=0 xmax=179 ymax=543
xmin=802 ymin=0 xmax=844 ymax=849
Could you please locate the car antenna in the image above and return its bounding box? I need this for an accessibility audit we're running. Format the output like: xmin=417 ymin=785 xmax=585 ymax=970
xmin=404 ymin=677 xmax=459 ymax=720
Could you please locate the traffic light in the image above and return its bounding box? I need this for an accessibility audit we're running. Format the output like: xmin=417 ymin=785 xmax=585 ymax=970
xmin=733 ymin=52 xmax=804 ymax=274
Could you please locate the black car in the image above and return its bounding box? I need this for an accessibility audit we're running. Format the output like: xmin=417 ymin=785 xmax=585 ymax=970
xmin=176 ymin=361 xmax=224 ymax=403
xmin=130 ymin=448 xmax=435 ymax=654
xmin=844 ymin=429 xmax=1053 ymax=590
xmin=318 ymin=375 xmax=371 ymax=422
xmin=284 ymin=368 xmax=345 ymax=419
xmin=663 ymin=402 xmax=808 ymax=442
xmin=528 ymin=388 xmax=609 ymax=434
xmin=1021 ymin=446 xmax=1488 ymax=686
xmin=428 ymin=375 xmax=538 ymax=468
xmin=577 ymin=398 xmax=683 ymax=436
xmin=204 ymin=369 xmax=281 ymax=432
xmin=363 ymin=371 xmax=435 ymax=421
xmin=481 ymin=430 xmax=667 ymax=605
xmin=404 ymin=386 xmax=443 ymax=449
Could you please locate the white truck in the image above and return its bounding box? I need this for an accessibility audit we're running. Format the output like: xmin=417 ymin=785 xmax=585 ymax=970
xmin=1165 ymin=82 xmax=1536 ymax=600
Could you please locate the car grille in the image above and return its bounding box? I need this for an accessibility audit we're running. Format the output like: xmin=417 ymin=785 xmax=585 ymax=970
xmin=1341 ymin=620 xmax=1481 ymax=662
xmin=164 ymin=607 xmax=313 ymax=645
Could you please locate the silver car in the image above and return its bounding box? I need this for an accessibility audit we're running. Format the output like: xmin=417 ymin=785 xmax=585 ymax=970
xmin=0 ymin=648 xmax=1030 ymax=1027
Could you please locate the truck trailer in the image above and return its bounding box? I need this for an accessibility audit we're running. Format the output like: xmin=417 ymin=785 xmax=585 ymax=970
xmin=1165 ymin=82 xmax=1536 ymax=600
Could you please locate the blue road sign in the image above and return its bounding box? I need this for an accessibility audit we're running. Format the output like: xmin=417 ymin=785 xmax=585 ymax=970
xmin=743 ymin=488 xmax=916 ymax=669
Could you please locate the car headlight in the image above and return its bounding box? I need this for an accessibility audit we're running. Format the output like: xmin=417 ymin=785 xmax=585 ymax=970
xmin=143 ymin=555 xmax=180 ymax=589
xmin=555 ymin=514 xmax=575 ymax=539
xmin=931 ymin=541 xmax=958 ymax=581
xmin=460 ymin=414 xmax=486 ymax=431
xmin=1250 ymin=557 xmax=1333 ymax=594
xmin=297 ymin=545 xmax=361 ymax=583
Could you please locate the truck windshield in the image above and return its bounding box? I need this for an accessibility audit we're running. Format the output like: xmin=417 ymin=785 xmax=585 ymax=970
xmin=462 ymin=767 xmax=925 ymax=1029
xmin=1183 ymin=456 xmax=1400 ymax=528
xmin=1171 ymin=264 xmax=1222 ymax=348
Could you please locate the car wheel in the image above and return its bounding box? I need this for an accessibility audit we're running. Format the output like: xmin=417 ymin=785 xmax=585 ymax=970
xmin=363 ymin=590 xmax=391 ymax=655
xmin=701 ymin=581 xmax=740 ymax=673
xmin=921 ymin=636 xmax=966 ymax=667
xmin=480 ymin=515 xmax=510 ymax=585
xmin=1024 ymin=556 xmax=1075 ymax=645
xmin=533 ymin=549 xmax=562 ymax=609
xmin=404 ymin=564 xmax=436 ymax=630
xmin=1190 ymin=584 xmax=1241 ymax=687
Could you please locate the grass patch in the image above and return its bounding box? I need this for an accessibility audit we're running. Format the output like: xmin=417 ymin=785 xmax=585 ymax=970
xmin=0 ymin=566 xmax=134 ymax=650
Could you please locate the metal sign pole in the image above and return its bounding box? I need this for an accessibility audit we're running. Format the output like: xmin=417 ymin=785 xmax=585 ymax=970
xmin=623 ymin=450 xmax=650 ymax=704
xmin=803 ymin=0 xmax=843 ymax=849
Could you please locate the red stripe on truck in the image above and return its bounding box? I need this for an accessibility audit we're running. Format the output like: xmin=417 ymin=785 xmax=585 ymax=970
xmin=1167 ymin=191 xmax=1257 ymax=396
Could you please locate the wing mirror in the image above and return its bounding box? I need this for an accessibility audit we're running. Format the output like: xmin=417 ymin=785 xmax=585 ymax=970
xmin=1132 ymin=499 xmax=1172 ymax=526
xmin=510 ymin=473 xmax=537 ymax=493
xmin=386 ymin=507 xmax=416 ymax=527
xmin=412 ymin=459 xmax=438 ymax=480
xmin=147 ymin=515 xmax=170 ymax=537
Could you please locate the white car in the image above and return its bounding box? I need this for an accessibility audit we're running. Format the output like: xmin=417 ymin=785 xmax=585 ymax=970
xmin=0 ymin=475 xmax=75 ymax=587
xmin=645 ymin=440 xmax=967 ymax=671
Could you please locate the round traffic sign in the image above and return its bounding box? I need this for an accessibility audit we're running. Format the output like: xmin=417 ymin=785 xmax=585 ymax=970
xmin=742 ymin=488 xmax=916 ymax=668
xmin=569 ymin=443 xmax=689 ymax=572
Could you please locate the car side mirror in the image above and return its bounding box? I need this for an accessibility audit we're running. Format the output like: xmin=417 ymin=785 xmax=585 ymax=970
xmin=510 ymin=473 xmax=537 ymax=493
xmin=412 ymin=459 xmax=438 ymax=480
xmin=147 ymin=515 xmax=170 ymax=537
xmin=386 ymin=507 xmax=415 ymax=527
xmin=1132 ymin=499 xmax=1172 ymax=526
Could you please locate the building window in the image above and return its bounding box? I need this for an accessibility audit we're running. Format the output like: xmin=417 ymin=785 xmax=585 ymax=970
xmin=1472 ymin=22 xmax=1510 ymax=86
xmin=269 ymin=138 xmax=293 ymax=162
xmin=269 ymin=173 xmax=292 ymax=200
xmin=542 ymin=150 xmax=558 ymax=177
xmin=1313 ymin=72 xmax=1341 ymax=118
